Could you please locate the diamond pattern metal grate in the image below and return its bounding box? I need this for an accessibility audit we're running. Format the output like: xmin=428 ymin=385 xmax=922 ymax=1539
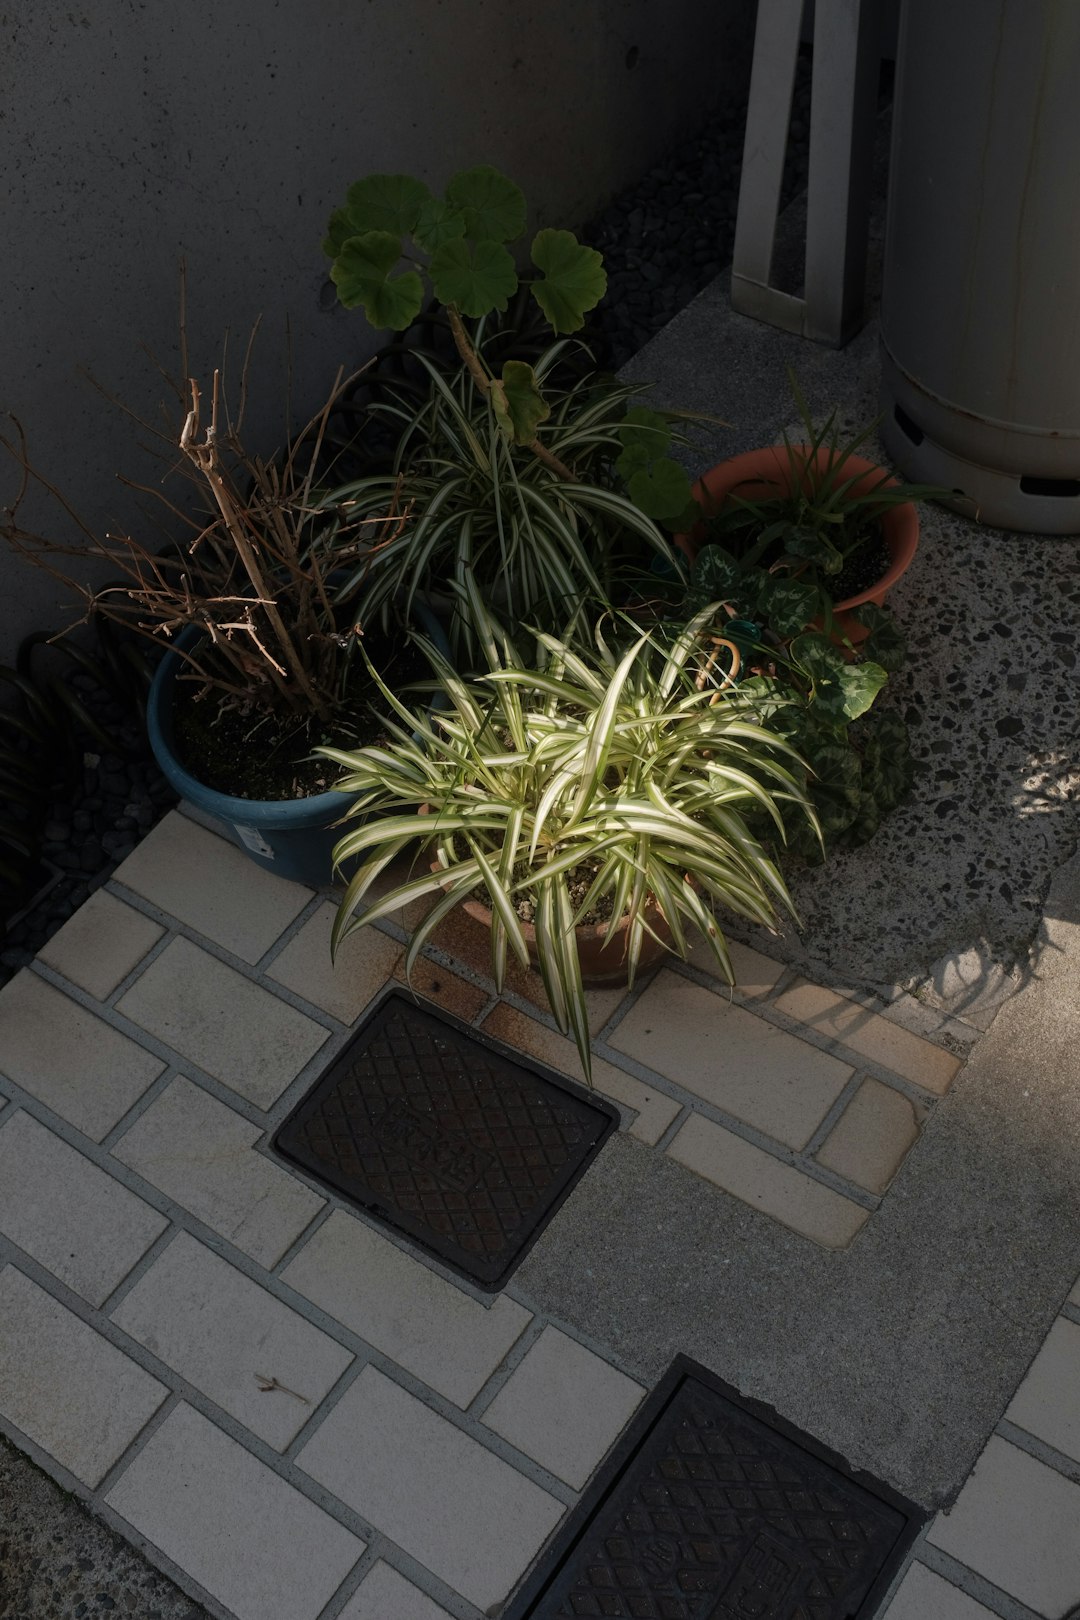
xmin=273 ymin=989 xmax=616 ymax=1288
xmin=510 ymin=1359 xmax=922 ymax=1620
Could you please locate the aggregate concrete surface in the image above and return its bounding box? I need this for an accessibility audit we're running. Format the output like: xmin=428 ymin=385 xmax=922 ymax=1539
xmin=0 ymin=1435 xmax=209 ymax=1620
xmin=517 ymin=850 xmax=1080 ymax=1512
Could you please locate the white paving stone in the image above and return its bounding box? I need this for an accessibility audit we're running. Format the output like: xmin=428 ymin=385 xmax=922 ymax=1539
xmin=339 ymin=1561 xmax=453 ymax=1620
xmin=281 ymin=1210 xmax=530 ymax=1407
xmin=773 ymin=978 xmax=963 ymax=1093
xmin=687 ymin=936 xmax=786 ymax=997
xmin=37 ymin=890 xmax=164 ymax=1000
xmin=106 ymin=1402 xmax=363 ymax=1620
xmin=0 ymin=971 xmax=164 ymax=1141
xmin=883 ymin=1563 xmax=996 ymax=1619
xmin=112 ymin=811 xmax=311 ymax=963
xmin=0 ymin=1265 xmax=167 ymax=1487
xmin=296 ymin=1366 xmax=564 ymax=1610
xmin=667 ymin=1114 xmax=869 ymax=1248
xmin=609 ymin=971 xmax=852 ymax=1149
xmin=1004 ymin=1316 xmax=1080 ymax=1463
xmin=268 ymin=901 xmax=401 ymax=1024
xmin=482 ymin=1325 xmax=644 ymax=1488
xmin=116 ymin=936 xmax=329 ymax=1110
xmin=927 ymin=1435 xmax=1080 ymax=1614
xmin=112 ymin=1078 xmax=324 ymax=1267
xmin=111 ymin=1232 xmax=353 ymax=1450
xmin=0 ymin=1111 xmax=168 ymax=1307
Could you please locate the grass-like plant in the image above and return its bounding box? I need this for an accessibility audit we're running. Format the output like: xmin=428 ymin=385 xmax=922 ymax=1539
xmin=317 ymin=340 xmax=689 ymax=661
xmin=322 ymin=585 xmax=818 ymax=1080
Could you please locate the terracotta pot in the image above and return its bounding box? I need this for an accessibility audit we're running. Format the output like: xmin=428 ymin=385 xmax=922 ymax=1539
xmin=430 ymin=858 xmax=673 ymax=988
xmin=674 ymin=445 xmax=920 ymax=645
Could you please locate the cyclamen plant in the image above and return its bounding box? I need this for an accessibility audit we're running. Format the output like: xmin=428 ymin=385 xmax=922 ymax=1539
xmin=323 ymin=166 xmax=695 ymax=523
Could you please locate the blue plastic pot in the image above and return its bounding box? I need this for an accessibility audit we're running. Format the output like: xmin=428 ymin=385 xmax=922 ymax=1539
xmin=147 ymin=602 xmax=448 ymax=889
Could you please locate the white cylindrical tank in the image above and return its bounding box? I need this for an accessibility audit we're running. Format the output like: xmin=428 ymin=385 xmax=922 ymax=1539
xmin=879 ymin=0 xmax=1080 ymax=532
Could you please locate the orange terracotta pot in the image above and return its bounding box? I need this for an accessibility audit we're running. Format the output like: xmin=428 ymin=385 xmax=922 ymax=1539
xmin=674 ymin=445 xmax=920 ymax=645
xmin=430 ymin=858 xmax=673 ymax=988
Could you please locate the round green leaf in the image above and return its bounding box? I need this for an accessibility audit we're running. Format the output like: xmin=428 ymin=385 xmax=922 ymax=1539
xmin=626 ymin=457 xmax=694 ymax=522
xmin=322 ymin=207 xmax=355 ymax=260
xmin=344 ymin=174 xmax=432 ymax=236
xmin=617 ymin=405 xmax=674 ymax=458
xmin=330 ymin=232 xmax=424 ymax=330
xmin=429 ymin=237 xmax=518 ymax=318
xmin=490 ymin=360 xmax=551 ymax=445
xmin=855 ymin=603 xmax=907 ymax=673
xmin=445 ymin=166 xmax=527 ymax=242
xmin=530 ymin=229 xmax=607 ymax=334
xmin=790 ymin=632 xmax=887 ymax=722
xmin=691 ymin=545 xmax=744 ymax=603
xmin=755 ymin=575 xmax=819 ymax=639
xmin=860 ymin=710 xmax=914 ymax=810
xmin=806 ymin=741 xmax=862 ymax=837
xmin=413 ymin=196 xmax=467 ymax=253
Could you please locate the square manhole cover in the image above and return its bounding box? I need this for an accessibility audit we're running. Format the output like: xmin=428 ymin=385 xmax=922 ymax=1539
xmin=509 ymin=1357 xmax=924 ymax=1619
xmin=273 ymin=988 xmax=617 ymax=1290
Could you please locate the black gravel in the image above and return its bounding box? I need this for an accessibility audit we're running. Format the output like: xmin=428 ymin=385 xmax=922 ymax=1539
xmin=581 ymin=50 xmax=814 ymax=367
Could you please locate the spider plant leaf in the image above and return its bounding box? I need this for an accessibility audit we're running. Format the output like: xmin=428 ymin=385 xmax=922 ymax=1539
xmin=330 ymin=232 xmax=425 ymax=330
xmin=564 ymin=633 xmax=650 ymax=830
xmin=530 ymin=229 xmax=607 ymax=335
xmin=553 ymin=878 xmax=592 ymax=1081
xmin=445 ymin=166 xmax=527 ymax=243
xmin=429 ymin=237 xmax=518 ymax=319
xmin=402 ymin=865 xmax=482 ymax=979
xmin=470 ymin=842 xmax=530 ymax=974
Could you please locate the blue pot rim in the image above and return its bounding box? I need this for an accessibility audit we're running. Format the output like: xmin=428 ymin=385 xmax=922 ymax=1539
xmin=146 ymin=600 xmax=448 ymax=830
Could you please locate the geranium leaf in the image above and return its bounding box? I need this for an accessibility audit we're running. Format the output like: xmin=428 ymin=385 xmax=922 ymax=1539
xmin=445 ymin=166 xmax=527 ymax=242
xmin=413 ymin=196 xmax=467 ymax=253
xmin=530 ymin=229 xmax=607 ymax=334
xmin=322 ymin=207 xmax=355 ymax=260
xmin=615 ymin=441 xmax=651 ymax=479
xmin=343 ymin=174 xmax=432 ymax=236
xmin=626 ymin=457 xmax=694 ymax=521
xmin=490 ymin=361 xmax=551 ymax=445
xmin=429 ymin=237 xmax=518 ymax=318
xmin=329 ymin=232 xmax=424 ymax=329
xmin=617 ymin=405 xmax=674 ymax=458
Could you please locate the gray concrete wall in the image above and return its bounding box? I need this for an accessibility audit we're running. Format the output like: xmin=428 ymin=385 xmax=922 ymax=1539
xmin=1 ymin=0 xmax=755 ymax=659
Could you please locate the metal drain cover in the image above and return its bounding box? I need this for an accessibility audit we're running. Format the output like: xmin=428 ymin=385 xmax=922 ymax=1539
xmin=510 ymin=1357 xmax=923 ymax=1619
xmin=273 ymin=989 xmax=617 ymax=1289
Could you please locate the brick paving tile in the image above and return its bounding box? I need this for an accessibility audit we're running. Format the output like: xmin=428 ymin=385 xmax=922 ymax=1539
xmin=112 ymin=1078 xmax=324 ymax=1267
xmin=391 ymin=954 xmax=491 ymax=1023
xmin=112 ymin=811 xmax=311 ymax=963
xmin=1004 ymin=1316 xmax=1080 ymax=1464
xmin=0 ymin=1111 xmax=168 ymax=1306
xmin=0 ymin=971 xmax=165 ymax=1141
xmin=667 ymin=1114 xmax=869 ymax=1248
xmin=111 ymin=1232 xmax=353 ymax=1450
xmin=482 ymin=1324 xmax=644 ymax=1488
xmin=116 ymin=937 xmax=328 ymax=1111
xmin=815 ymin=1078 xmax=922 ymax=1194
xmin=268 ymin=902 xmax=401 ymax=1025
xmin=37 ymin=889 xmax=164 ymax=1000
xmin=883 ymin=1563 xmax=996 ymax=1618
xmin=281 ymin=1210 xmax=530 ymax=1407
xmin=0 ymin=1265 xmax=167 ymax=1487
xmin=106 ymin=1402 xmax=363 ymax=1620
xmin=338 ymin=1560 xmax=453 ymax=1620
xmin=610 ymin=970 xmax=851 ymax=1150
xmin=927 ymin=1435 xmax=1080 ymax=1615
xmin=296 ymin=1365 xmax=564 ymax=1611
xmin=774 ymin=978 xmax=963 ymax=1093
